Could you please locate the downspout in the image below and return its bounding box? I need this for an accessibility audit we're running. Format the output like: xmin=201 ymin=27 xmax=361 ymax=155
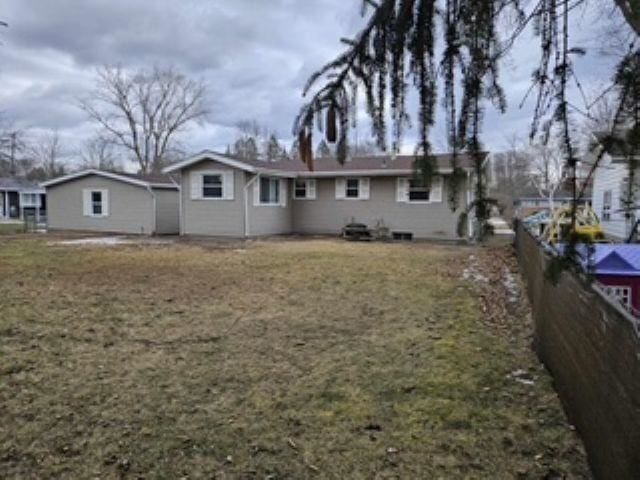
xmin=244 ymin=173 xmax=261 ymax=237
xmin=167 ymin=173 xmax=182 ymax=235
xmin=145 ymin=185 xmax=157 ymax=235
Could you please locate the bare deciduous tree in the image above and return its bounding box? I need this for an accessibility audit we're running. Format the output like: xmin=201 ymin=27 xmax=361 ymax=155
xmin=231 ymin=119 xmax=288 ymax=162
xmin=530 ymin=140 xmax=567 ymax=211
xmin=80 ymin=135 xmax=120 ymax=171
xmin=0 ymin=118 xmax=30 ymax=176
xmin=491 ymin=135 xmax=532 ymax=197
xmin=29 ymin=130 xmax=67 ymax=180
xmin=79 ymin=65 xmax=208 ymax=173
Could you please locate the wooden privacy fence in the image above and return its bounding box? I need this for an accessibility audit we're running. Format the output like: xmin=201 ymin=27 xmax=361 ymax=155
xmin=514 ymin=221 xmax=640 ymax=480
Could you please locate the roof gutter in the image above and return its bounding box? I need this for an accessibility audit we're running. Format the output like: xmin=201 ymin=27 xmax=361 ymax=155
xmin=244 ymin=173 xmax=261 ymax=238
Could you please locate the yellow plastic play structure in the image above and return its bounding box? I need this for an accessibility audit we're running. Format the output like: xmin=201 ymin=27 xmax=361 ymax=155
xmin=542 ymin=205 xmax=607 ymax=244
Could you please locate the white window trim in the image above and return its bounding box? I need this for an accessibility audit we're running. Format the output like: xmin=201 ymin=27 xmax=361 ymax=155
xmin=293 ymin=178 xmax=316 ymax=200
xmin=397 ymin=176 xmax=443 ymax=204
xmin=83 ymin=189 xmax=109 ymax=218
xmin=604 ymin=284 xmax=632 ymax=308
xmin=336 ymin=177 xmax=369 ymax=200
xmin=20 ymin=193 xmax=40 ymax=207
xmin=192 ymin=170 xmax=234 ymax=201
xmin=255 ymin=176 xmax=287 ymax=207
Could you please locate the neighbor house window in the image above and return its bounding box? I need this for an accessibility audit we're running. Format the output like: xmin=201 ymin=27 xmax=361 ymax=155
xmin=260 ymin=177 xmax=280 ymax=204
xmin=346 ymin=178 xmax=359 ymax=198
xmin=91 ymin=191 xmax=103 ymax=215
xmin=602 ymin=190 xmax=612 ymax=221
xmin=408 ymin=179 xmax=430 ymax=201
xmin=21 ymin=193 xmax=38 ymax=206
xmin=604 ymin=285 xmax=631 ymax=308
xmin=202 ymin=174 xmax=223 ymax=198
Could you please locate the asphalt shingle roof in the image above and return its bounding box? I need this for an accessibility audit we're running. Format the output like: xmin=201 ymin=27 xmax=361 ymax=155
xmin=0 ymin=177 xmax=42 ymax=190
xmin=199 ymin=151 xmax=487 ymax=173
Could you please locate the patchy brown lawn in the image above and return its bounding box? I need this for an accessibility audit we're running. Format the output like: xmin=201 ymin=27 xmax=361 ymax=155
xmin=0 ymin=237 xmax=590 ymax=479
xmin=0 ymin=223 xmax=25 ymax=235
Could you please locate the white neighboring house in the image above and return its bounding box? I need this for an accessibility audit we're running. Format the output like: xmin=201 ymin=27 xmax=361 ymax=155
xmin=590 ymin=132 xmax=640 ymax=241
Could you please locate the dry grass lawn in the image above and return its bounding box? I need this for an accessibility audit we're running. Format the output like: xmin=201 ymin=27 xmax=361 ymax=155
xmin=0 ymin=237 xmax=590 ymax=479
xmin=0 ymin=223 xmax=25 ymax=235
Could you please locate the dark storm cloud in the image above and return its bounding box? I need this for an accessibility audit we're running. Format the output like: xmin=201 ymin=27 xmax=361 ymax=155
xmin=0 ymin=0 xmax=620 ymax=166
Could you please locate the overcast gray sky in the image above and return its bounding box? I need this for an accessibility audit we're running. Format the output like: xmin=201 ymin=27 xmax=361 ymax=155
xmin=0 ymin=1 xmax=621 ymax=166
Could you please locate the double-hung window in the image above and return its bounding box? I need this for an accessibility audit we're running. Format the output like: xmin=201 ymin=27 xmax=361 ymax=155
xmin=294 ymin=179 xmax=307 ymax=199
xmin=336 ymin=177 xmax=369 ymax=200
xmin=408 ymin=179 xmax=430 ymax=201
xmin=293 ymin=179 xmax=317 ymax=200
xmin=202 ymin=174 xmax=223 ymax=199
xmin=346 ymin=178 xmax=359 ymax=198
xmin=191 ymin=171 xmax=233 ymax=200
xmin=91 ymin=191 xmax=103 ymax=215
xmin=397 ymin=176 xmax=442 ymax=203
xmin=83 ymin=189 xmax=108 ymax=217
xmin=260 ymin=177 xmax=280 ymax=205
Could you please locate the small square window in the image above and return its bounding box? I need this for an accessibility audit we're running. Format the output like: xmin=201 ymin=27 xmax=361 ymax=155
xmin=346 ymin=178 xmax=359 ymax=198
xmin=202 ymin=174 xmax=223 ymax=198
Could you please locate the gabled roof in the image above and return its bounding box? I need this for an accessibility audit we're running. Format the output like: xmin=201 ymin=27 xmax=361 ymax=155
xmin=162 ymin=150 xmax=487 ymax=176
xmin=41 ymin=169 xmax=178 ymax=189
xmin=558 ymin=244 xmax=640 ymax=276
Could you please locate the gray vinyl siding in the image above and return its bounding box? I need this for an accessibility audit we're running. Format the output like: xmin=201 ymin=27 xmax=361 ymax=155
xmin=291 ymin=176 xmax=468 ymax=239
xmin=153 ymin=187 xmax=180 ymax=234
xmin=46 ymin=175 xmax=154 ymax=234
xmin=247 ymin=175 xmax=293 ymax=236
xmin=181 ymin=160 xmax=245 ymax=236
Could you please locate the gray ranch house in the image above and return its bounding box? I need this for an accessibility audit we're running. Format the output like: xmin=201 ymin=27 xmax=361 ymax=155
xmin=163 ymin=152 xmax=485 ymax=240
xmin=42 ymin=170 xmax=180 ymax=235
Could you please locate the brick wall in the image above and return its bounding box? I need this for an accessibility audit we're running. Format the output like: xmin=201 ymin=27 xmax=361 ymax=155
xmin=515 ymin=223 xmax=640 ymax=479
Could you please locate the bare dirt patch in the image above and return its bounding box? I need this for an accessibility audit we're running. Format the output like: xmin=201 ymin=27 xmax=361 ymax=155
xmin=0 ymin=238 xmax=590 ymax=478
